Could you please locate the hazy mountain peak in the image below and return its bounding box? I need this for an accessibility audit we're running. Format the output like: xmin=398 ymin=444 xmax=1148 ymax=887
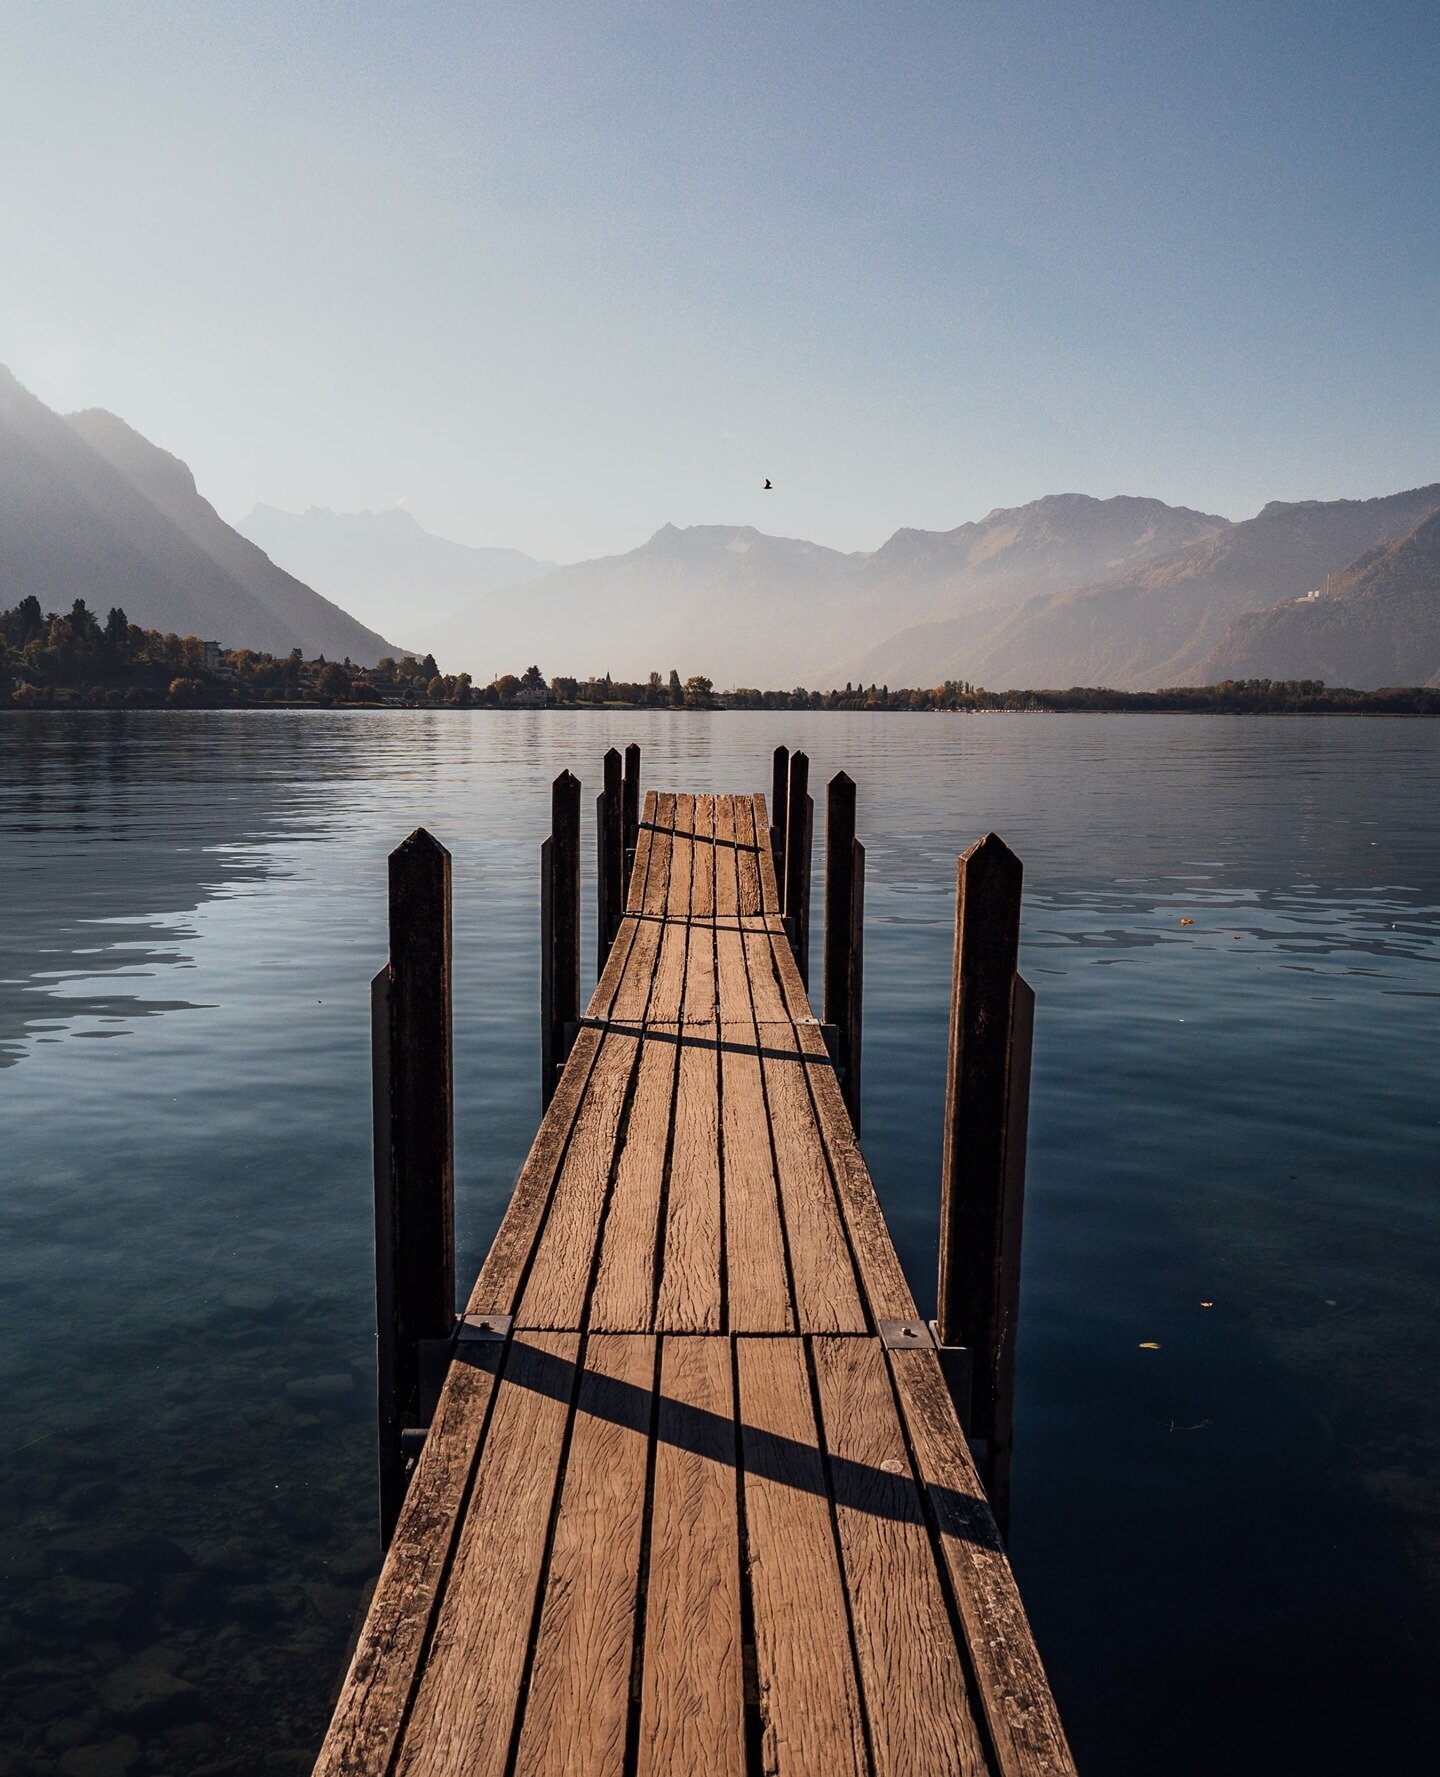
xmin=0 ymin=370 xmax=395 ymax=661
xmin=66 ymin=407 xmax=200 ymax=507
xmin=237 ymin=503 xmax=556 ymax=641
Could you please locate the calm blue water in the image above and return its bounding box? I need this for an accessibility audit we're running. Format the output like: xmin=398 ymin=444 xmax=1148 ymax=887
xmin=1 ymin=710 xmax=1436 ymax=1775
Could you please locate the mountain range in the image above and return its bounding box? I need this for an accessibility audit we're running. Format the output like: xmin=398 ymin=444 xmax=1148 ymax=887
xmin=419 ymin=494 xmax=1230 ymax=688
xmin=411 ymin=486 xmax=1440 ymax=690
xmin=1200 ymin=507 xmax=1440 ymax=689
xmin=847 ymin=483 xmax=1440 ymax=691
xmin=236 ymin=504 xmax=554 ymax=641
xmin=0 ymin=368 xmax=395 ymax=664
xmin=4 ymin=363 xmax=1436 ymax=689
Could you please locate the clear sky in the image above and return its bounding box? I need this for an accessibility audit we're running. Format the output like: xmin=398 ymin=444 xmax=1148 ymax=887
xmin=3 ymin=1 xmax=1438 ymax=562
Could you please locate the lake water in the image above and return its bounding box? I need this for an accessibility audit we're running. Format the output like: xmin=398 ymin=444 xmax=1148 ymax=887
xmin=1 ymin=709 xmax=1436 ymax=1776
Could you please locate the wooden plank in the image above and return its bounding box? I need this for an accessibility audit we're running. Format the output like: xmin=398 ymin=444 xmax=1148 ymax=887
xmin=470 ymin=808 xmax=666 ymax=1319
xmin=713 ymin=793 xmax=740 ymax=921
xmin=760 ymin=915 xmax=814 ymax=1022
xmin=752 ymin=792 xmax=782 ymax=914
xmin=396 ymin=1332 xmax=580 ymax=1777
xmin=666 ymin=792 xmax=695 ymax=923
xmin=653 ymin=797 xmax=721 ymax=1330
xmin=715 ymin=991 xmax=793 ymax=1332
xmin=636 ymin=1337 xmax=745 ymax=1777
xmin=691 ymin=790 xmax=717 ymax=922
xmin=683 ymin=797 xmax=717 ymax=1024
xmin=658 ymin=1023 xmax=722 ymax=1330
xmin=736 ymin=1337 xmax=868 ymax=1777
xmin=888 ymin=1348 xmax=1078 ymax=1777
xmin=642 ymin=792 xmax=676 ymax=918
xmin=740 ymin=921 xmax=791 ymax=1024
xmin=314 ymin=1341 xmax=504 ymax=1777
xmin=467 ymin=1023 xmax=605 ymax=1317
xmin=733 ymin=792 xmax=762 ymax=917
xmin=755 ymin=1027 xmax=865 ymax=1333
xmin=790 ymin=1019 xmax=921 ymax=1324
xmin=517 ymin=1028 xmax=641 ymax=1329
xmin=713 ymin=796 xmax=792 ymax=1332
xmin=811 ymin=1336 xmax=990 ymax=1777
xmin=589 ymin=1031 xmax=679 ymax=1330
xmin=512 ymin=1335 xmax=657 ymax=1777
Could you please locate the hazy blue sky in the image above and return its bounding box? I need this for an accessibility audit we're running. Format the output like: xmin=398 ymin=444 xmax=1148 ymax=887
xmin=3 ymin=1 xmax=1438 ymax=560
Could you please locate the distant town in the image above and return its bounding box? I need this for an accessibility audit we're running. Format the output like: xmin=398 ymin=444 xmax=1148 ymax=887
xmin=3 ymin=598 xmax=1437 ymax=716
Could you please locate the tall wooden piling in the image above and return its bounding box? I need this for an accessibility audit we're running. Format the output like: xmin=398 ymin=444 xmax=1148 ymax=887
xmin=936 ymin=832 xmax=1032 ymax=1536
xmin=541 ymin=770 xmax=581 ymax=1109
xmin=622 ymin=743 xmax=641 ymax=895
xmin=770 ymin=744 xmax=789 ymax=888
xmin=783 ymin=750 xmax=812 ymax=985
xmin=597 ymin=747 xmax=623 ymax=972
xmin=823 ymin=771 xmax=865 ymax=1129
xmin=373 ymin=828 xmax=455 ymax=1547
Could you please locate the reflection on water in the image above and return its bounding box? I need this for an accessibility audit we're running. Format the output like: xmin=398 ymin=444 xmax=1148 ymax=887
xmin=0 ymin=710 xmax=1436 ymax=1775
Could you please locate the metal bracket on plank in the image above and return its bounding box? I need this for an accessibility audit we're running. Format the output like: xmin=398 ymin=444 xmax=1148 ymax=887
xmin=417 ymin=1313 xmax=513 ymax=1419
xmin=878 ymin=1320 xmax=974 ymax=1426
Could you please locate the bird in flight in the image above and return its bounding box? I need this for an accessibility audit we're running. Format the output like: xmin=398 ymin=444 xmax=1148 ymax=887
xmin=762 ymin=478 xmax=773 ymax=490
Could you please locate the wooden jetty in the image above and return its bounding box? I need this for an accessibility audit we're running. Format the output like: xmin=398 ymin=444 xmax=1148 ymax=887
xmin=317 ymin=752 xmax=1075 ymax=1777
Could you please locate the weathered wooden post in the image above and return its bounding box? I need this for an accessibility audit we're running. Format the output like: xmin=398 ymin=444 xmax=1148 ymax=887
xmin=541 ymin=770 xmax=582 ymax=1109
xmin=783 ymin=750 xmax=812 ymax=985
xmin=597 ymin=747 xmax=623 ymax=971
xmin=823 ymin=771 xmax=865 ymax=1130
xmin=935 ymin=832 xmax=1033 ymax=1537
xmin=373 ymin=828 xmax=455 ymax=1547
xmin=622 ymin=743 xmax=641 ymax=896
xmin=770 ymin=744 xmax=789 ymax=889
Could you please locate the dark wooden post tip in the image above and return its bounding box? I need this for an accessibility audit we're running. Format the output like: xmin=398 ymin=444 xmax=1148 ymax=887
xmin=622 ymin=744 xmax=641 ymax=894
xmin=392 ymin=826 xmax=450 ymax=861
xmin=599 ymin=749 xmax=624 ymax=969
xmin=375 ymin=830 xmax=454 ymax=1547
xmin=545 ymin=771 xmax=582 ymax=1110
xmin=824 ymin=772 xmax=862 ymax=1127
xmin=783 ymin=752 xmax=811 ymax=978
xmin=771 ymin=745 xmax=790 ymax=885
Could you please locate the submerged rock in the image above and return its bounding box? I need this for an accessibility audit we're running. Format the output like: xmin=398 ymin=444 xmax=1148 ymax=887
xmin=100 ymin=1655 xmax=197 ymax=1724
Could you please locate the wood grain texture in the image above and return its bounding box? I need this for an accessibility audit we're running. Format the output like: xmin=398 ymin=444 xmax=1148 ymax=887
xmin=517 ymin=1029 xmax=640 ymax=1329
xmin=732 ymin=793 xmax=763 ymax=917
xmin=791 ymin=1019 xmax=920 ymax=1325
xmin=752 ymin=792 xmax=783 ymax=914
xmin=811 ymin=1335 xmax=991 ymax=1777
xmin=756 ymin=1027 xmax=865 ymax=1333
xmin=690 ymin=786 xmax=717 ymax=923
xmin=397 ymin=1332 xmax=581 ymax=1777
xmin=658 ymin=1022 xmax=722 ymax=1330
xmin=641 ymin=793 xmax=676 ymax=918
xmin=636 ymin=1337 xmax=745 ymax=1777
xmin=588 ymin=1031 xmax=679 ymax=1330
xmin=716 ymin=995 xmax=793 ymax=1334
xmin=313 ymin=1342 xmax=503 ymax=1777
xmin=888 ymin=1348 xmax=1078 ymax=1777
xmin=736 ymin=1337 xmax=868 ymax=1777
xmin=467 ymin=1022 xmax=604 ymax=1317
xmin=512 ymin=1335 xmax=657 ymax=1777
xmin=714 ymin=793 xmax=741 ymax=920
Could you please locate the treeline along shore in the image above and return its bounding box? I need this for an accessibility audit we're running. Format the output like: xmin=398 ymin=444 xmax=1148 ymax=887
xmin=3 ymin=597 xmax=1437 ymax=715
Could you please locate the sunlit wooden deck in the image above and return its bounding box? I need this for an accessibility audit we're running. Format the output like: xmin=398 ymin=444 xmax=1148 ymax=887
xmin=316 ymin=791 xmax=1074 ymax=1776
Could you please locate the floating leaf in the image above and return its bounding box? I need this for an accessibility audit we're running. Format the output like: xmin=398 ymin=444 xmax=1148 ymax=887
xmin=1139 ymin=1341 xmax=1161 ymax=1349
